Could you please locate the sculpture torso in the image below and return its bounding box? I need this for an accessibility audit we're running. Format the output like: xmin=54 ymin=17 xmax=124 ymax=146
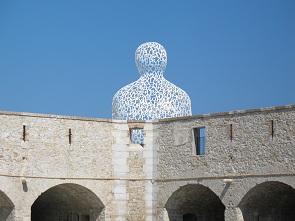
xmin=112 ymin=42 xmax=192 ymax=120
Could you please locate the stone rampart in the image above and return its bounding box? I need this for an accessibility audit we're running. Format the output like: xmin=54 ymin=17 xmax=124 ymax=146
xmin=156 ymin=105 xmax=295 ymax=221
xmin=0 ymin=105 xmax=294 ymax=220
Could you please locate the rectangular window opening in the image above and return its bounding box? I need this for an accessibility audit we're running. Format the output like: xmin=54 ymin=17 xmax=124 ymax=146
xmin=130 ymin=128 xmax=144 ymax=145
xmin=193 ymin=127 xmax=206 ymax=155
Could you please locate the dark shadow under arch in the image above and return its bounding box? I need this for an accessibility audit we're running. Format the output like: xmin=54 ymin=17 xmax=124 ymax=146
xmin=0 ymin=190 xmax=14 ymax=220
xmin=165 ymin=184 xmax=225 ymax=221
xmin=239 ymin=181 xmax=295 ymax=221
xmin=31 ymin=183 xmax=104 ymax=221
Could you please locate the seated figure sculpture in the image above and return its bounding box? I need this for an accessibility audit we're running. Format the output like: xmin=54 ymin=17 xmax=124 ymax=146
xmin=112 ymin=42 xmax=192 ymax=121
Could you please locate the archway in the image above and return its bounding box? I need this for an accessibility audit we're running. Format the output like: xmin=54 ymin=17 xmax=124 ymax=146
xmin=31 ymin=183 xmax=104 ymax=221
xmin=239 ymin=181 xmax=295 ymax=221
xmin=165 ymin=184 xmax=225 ymax=221
xmin=0 ymin=190 xmax=14 ymax=220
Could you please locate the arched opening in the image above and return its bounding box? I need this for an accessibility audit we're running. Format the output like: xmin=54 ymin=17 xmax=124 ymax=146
xmin=239 ymin=181 xmax=295 ymax=221
xmin=31 ymin=183 xmax=104 ymax=221
xmin=165 ymin=184 xmax=225 ymax=221
xmin=0 ymin=190 xmax=14 ymax=220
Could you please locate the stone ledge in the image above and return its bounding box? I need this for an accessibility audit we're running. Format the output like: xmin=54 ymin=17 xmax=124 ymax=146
xmin=0 ymin=110 xmax=110 ymax=122
xmin=158 ymin=104 xmax=295 ymax=122
xmin=1 ymin=104 xmax=294 ymax=123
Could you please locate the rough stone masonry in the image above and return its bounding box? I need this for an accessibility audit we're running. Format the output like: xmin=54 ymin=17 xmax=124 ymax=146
xmin=0 ymin=104 xmax=294 ymax=221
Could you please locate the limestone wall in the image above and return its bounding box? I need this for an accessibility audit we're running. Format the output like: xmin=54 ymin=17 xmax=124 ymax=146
xmin=0 ymin=105 xmax=294 ymax=221
xmin=156 ymin=105 xmax=295 ymax=221
xmin=0 ymin=112 xmax=114 ymax=220
xmin=157 ymin=106 xmax=295 ymax=179
xmin=0 ymin=111 xmax=160 ymax=221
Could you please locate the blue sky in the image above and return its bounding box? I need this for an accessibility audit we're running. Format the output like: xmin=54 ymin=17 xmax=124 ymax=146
xmin=0 ymin=1 xmax=294 ymax=119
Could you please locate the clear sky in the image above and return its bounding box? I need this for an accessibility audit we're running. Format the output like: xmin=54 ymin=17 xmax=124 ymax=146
xmin=0 ymin=1 xmax=294 ymax=119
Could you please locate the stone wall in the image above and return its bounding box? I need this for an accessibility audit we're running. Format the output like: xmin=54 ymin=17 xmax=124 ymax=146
xmin=156 ymin=105 xmax=295 ymax=221
xmin=0 ymin=112 xmax=114 ymax=220
xmin=0 ymin=105 xmax=294 ymax=221
xmin=157 ymin=106 xmax=295 ymax=179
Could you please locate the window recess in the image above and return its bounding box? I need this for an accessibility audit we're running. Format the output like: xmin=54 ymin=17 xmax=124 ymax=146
xmin=130 ymin=128 xmax=144 ymax=145
xmin=193 ymin=127 xmax=206 ymax=155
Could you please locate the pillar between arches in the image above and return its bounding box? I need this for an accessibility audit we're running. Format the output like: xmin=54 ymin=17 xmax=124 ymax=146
xmin=225 ymin=207 xmax=244 ymax=221
xmin=10 ymin=205 xmax=31 ymax=221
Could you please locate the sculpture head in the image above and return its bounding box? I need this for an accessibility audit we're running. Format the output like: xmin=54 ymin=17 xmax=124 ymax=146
xmin=135 ymin=42 xmax=167 ymax=76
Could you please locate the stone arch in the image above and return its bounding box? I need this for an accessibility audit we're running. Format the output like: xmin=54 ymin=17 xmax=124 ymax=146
xmin=31 ymin=183 xmax=104 ymax=221
xmin=165 ymin=184 xmax=225 ymax=221
xmin=239 ymin=181 xmax=295 ymax=221
xmin=159 ymin=180 xmax=223 ymax=208
xmin=0 ymin=189 xmax=14 ymax=220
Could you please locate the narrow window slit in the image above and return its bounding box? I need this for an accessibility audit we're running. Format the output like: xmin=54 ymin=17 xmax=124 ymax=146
xmin=229 ymin=124 xmax=233 ymax=141
xmin=23 ymin=125 xmax=26 ymax=141
xmin=270 ymin=120 xmax=274 ymax=139
xmin=68 ymin=128 xmax=72 ymax=145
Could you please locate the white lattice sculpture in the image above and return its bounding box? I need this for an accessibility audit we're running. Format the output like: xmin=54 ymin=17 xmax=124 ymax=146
xmin=112 ymin=42 xmax=192 ymax=121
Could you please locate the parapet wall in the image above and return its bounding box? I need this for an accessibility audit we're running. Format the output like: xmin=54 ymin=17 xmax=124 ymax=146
xmin=156 ymin=105 xmax=295 ymax=221
xmin=0 ymin=112 xmax=112 ymax=178
xmin=0 ymin=112 xmax=114 ymax=220
xmin=157 ymin=104 xmax=295 ymax=179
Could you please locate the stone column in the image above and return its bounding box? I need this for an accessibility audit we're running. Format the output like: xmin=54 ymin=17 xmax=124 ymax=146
xmin=225 ymin=207 xmax=244 ymax=221
xmin=236 ymin=207 xmax=244 ymax=221
xmin=143 ymin=123 xmax=159 ymax=221
xmin=111 ymin=122 xmax=129 ymax=221
xmin=11 ymin=206 xmax=31 ymax=221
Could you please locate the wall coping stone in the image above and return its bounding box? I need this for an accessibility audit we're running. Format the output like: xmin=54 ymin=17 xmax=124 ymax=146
xmin=158 ymin=104 xmax=295 ymax=122
xmin=0 ymin=110 xmax=110 ymax=122
xmin=1 ymin=104 xmax=294 ymax=123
